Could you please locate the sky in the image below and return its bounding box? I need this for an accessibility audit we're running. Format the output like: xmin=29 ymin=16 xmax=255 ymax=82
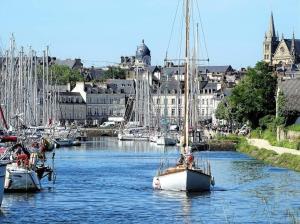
xmin=0 ymin=0 xmax=300 ymax=69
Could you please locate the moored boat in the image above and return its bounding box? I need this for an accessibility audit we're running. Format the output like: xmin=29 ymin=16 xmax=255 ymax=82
xmin=0 ymin=161 xmax=8 ymax=206
xmin=4 ymin=163 xmax=41 ymax=192
xmin=1 ymin=143 xmax=55 ymax=192
xmin=156 ymin=135 xmax=177 ymax=146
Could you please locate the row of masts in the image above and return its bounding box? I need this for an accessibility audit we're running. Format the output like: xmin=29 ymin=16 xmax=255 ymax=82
xmin=0 ymin=34 xmax=59 ymax=129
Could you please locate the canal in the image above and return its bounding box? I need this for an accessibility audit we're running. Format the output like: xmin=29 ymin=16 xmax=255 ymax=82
xmin=1 ymin=137 xmax=300 ymax=223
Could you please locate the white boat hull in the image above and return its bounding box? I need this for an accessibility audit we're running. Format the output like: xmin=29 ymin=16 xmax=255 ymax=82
xmin=118 ymin=133 xmax=149 ymax=141
xmin=153 ymin=168 xmax=211 ymax=192
xmin=4 ymin=164 xmax=41 ymax=192
xmin=156 ymin=137 xmax=177 ymax=146
xmin=54 ymin=139 xmax=74 ymax=147
xmin=0 ymin=162 xmax=7 ymax=206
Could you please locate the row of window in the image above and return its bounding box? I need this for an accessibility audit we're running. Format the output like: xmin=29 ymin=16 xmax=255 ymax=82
xmin=61 ymin=112 xmax=84 ymax=119
xmin=87 ymin=107 xmax=123 ymax=116
xmin=60 ymin=97 xmax=82 ymax=103
xmin=86 ymin=98 xmax=122 ymax=104
xmin=200 ymin=89 xmax=216 ymax=94
xmin=120 ymin=83 xmax=132 ymax=87
xmin=155 ymin=98 xmax=214 ymax=105
xmin=156 ymin=108 xmax=212 ymax=116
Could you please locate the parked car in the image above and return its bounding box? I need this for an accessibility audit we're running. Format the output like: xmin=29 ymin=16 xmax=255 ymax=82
xmin=100 ymin=122 xmax=115 ymax=128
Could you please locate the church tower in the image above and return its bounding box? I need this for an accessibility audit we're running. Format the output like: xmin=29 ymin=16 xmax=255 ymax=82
xmin=291 ymin=32 xmax=296 ymax=64
xmin=263 ymin=12 xmax=279 ymax=65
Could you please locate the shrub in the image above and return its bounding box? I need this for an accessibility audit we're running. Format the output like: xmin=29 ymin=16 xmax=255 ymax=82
xmin=259 ymin=115 xmax=275 ymax=130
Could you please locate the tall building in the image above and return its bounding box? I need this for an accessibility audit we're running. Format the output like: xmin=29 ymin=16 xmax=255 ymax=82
xmin=263 ymin=12 xmax=300 ymax=67
xmin=120 ymin=40 xmax=151 ymax=69
xmin=263 ymin=12 xmax=279 ymax=65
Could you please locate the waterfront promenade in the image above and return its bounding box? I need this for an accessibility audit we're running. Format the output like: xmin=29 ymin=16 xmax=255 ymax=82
xmin=248 ymin=138 xmax=300 ymax=156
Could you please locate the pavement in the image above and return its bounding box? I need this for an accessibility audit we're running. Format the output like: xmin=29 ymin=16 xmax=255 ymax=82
xmin=247 ymin=138 xmax=300 ymax=156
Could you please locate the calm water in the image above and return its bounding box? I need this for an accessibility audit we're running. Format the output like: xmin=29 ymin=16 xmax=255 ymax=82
xmin=0 ymin=137 xmax=300 ymax=224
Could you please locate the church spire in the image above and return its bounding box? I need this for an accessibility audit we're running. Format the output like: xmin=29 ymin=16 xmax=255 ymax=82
xmin=267 ymin=12 xmax=276 ymax=38
xmin=291 ymin=31 xmax=296 ymax=59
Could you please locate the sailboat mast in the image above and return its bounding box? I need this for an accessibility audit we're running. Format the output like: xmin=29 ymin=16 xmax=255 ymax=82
xmin=183 ymin=0 xmax=190 ymax=154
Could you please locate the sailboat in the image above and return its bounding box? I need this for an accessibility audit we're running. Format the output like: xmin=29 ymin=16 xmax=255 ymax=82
xmin=153 ymin=0 xmax=214 ymax=192
xmin=0 ymin=160 xmax=8 ymax=206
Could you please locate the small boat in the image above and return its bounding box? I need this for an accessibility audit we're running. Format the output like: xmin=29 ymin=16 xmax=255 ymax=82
xmin=72 ymin=140 xmax=81 ymax=146
xmin=1 ymin=143 xmax=54 ymax=192
xmin=156 ymin=135 xmax=177 ymax=146
xmin=54 ymin=138 xmax=73 ymax=147
xmin=118 ymin=127 xmax=150 ymax=141
xmin=153 ymin=164 xmax=212 ymax=191
xmin=0 ymin=160 xmax=8 ymax=206
xmin=5 ymin=163 xmax=41 ymax=192
xmin=153 ymin=0 xmax=214 ymax=192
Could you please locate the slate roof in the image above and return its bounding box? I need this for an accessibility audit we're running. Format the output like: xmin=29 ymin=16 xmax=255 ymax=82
xmin=198 ymin=65 xmax=233 ymax=74
xmin=152 ymin=79 xmax=182 ymax=94
xmin=54 ymin=59 xmax=76 ymax=68
xmin=59 ymin=92 xmax=81 ymax=96
xmin=84 ymin=83 xmax=121 ymax=94
xmin=162 ymin=66 xmax=185 ymax=76
xmin=136 ymin=40 xmax=151 ymax=60
xmin=147 ymin=65 xmax=161 ymax=74
xmin=200 ymin=81 xmax=218 ymax=90
xmin=279 ymin=79 xmax=300 ymax=112
xmin=283 ymin=39 xmax=300 ymax=55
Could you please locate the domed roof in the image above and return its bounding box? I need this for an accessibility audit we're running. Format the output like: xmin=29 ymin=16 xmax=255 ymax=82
xmin=136 ymin=40 xmax=150 ymax=59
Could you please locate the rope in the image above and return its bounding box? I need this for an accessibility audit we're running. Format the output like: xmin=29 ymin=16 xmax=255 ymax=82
xmin=166 ymin=0 xmax=181 ymax=58
xmin=195 ymin=0 xmax=210 ymax=62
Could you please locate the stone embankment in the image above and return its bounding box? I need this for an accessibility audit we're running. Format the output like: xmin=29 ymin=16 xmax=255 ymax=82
xmin=80 ymin=128 xmax=117 ymax=137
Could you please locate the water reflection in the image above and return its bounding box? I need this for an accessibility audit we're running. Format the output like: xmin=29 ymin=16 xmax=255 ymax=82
xmin=79 ymin=137 xmax=178 ymax=153
xmin=154 ymin=190 xmax=211 ymax=224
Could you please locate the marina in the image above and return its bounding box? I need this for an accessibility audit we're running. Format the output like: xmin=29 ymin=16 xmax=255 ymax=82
xmin=1 ymin=137 xmax=300 ymax=223
xmin=0 ymin=0 xmax=300 ymax=223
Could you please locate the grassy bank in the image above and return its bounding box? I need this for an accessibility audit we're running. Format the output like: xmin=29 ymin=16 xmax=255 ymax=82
xmin=250 ymin=129 xmax=299 ymax=150
xmin=285 ymin=124 xmax=300 ymax=132
xmin=236 ymin=138 xmax=300 ymax=172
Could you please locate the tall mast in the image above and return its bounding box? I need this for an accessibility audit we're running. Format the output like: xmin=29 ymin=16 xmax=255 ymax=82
xmin=46 ymin=46 xmax=49 ymax=125
xmin=42 ymin=50 xmax=46 ymax=125
xmin=183 ymin=0 xmax=190 ymax=154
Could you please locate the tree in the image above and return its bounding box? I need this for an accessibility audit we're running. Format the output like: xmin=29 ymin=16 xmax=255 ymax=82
xmin=51 ymin=64 xmax=83 ymax=85
xmin=227 ymin=61 xmax=277 ymax=127
xmin=215 ymin=101 xmax=229 ymax=121
xmin=95 ymin=67 xmax=126 ymax=82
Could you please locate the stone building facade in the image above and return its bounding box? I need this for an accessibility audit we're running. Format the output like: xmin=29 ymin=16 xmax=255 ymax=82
xmin=263 ymin=12 xmax=300 ymax=67
xmin=58 ymin=92 xmax=86 ymax=123
xmin=151 ymin=80 xmax=222 ymax=126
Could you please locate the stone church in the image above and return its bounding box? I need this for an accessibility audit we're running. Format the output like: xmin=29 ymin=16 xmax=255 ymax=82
xmin=263 ymin=12 xmax=300 ymax=67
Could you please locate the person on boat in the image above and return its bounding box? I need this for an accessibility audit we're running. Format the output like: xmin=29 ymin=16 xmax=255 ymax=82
xmin=187 ymin=153 xmax=195 ymax=169
xmin=39 ymin=138 xmax=47 ymax=162
xmin=14 ymin=145 xmax=30 ymax=167
xmin=176 ymin=154 xmax=185 ymax=166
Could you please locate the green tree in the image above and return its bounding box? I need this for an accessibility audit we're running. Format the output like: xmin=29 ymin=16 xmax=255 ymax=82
xmin=215 ymin=101 xmax=230 ymax=121
xmin=228 ymin=61 xmax=277 ymax=127
xmin=95 ymin=67 xmax=126 ymax=82
xmin=51 ymin=64 xmax=83 ymax=85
